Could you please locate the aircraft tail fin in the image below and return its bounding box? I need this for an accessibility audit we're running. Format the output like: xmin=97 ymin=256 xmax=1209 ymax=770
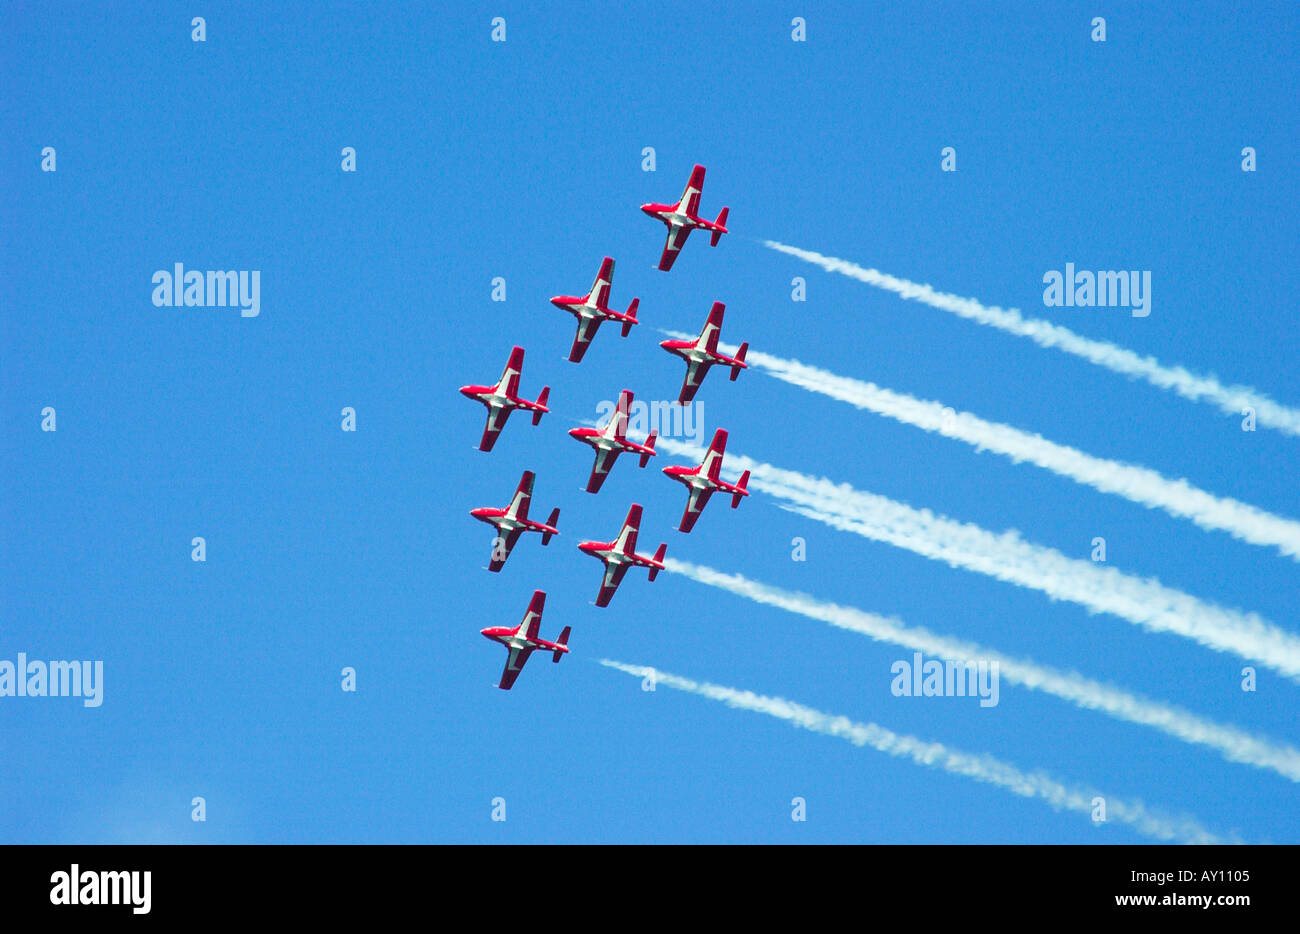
xmin=731 ymin=341 xmax=748 ymax=380
xmin=732 ymin=470 xmax=750 ymax=508
xmin=647 ymin=543 xmax=667 ymax=581
xmin=541 ymin=507 xmax=560 ymax=545
xmin=553 ymin=626 xmax=571 ymax=662
xmin=640 ymin=430 xmax=657 ymax=468
xmin=711 ymin=207 xmax=728 ymax=245
xmin=622 ymin=298 xmax=639 ymax=337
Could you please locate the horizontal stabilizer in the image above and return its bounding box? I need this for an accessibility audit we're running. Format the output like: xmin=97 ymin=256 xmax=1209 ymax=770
xmin=711 ymin=207 xmax=728 ymax=246
xmin=532 ymin=387 xmax=550 ymax=424
xmin=640 ymin=430 xmax=658 ymax=467
xmin=648 ymin=543 xmax=667 ymax=581
xmin=542 ymin=507 xmax=560 ymax=544
xmin=732 ymin=469 xmax=750 ymax=508
xmin=731 ymin=342 xmax=748 ymax=380
xmin=553 ymin=626 xmax=571 ymax=662
xmin=622 ymin=298 xmax=639 ymax=337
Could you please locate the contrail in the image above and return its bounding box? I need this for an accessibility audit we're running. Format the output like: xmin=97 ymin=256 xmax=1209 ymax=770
xmin=599 ymin=659 xmax=1230 ymax=843
xmin=667 ymin=558 xmax=1300 ymax=782
xmin=659 ymin=333 xmax=1300 ymax=561
xmin=762 ymin=240 xmax=1300 ymax=437
xmin=655 ymin=437 xmax=1300 ymax=681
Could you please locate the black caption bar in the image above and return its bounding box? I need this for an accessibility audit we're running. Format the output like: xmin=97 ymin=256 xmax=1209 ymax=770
xmin=0 ymin=845 xmax=1285 ymax=921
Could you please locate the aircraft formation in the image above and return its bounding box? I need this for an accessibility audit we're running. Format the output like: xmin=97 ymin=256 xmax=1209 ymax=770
xmin=461 ymin=165 xmax=748 ymax=689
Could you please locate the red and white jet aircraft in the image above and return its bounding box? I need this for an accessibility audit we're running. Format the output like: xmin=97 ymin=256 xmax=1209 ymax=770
xmin=458 ymin=346 xmax=550 ymax=452
xmin=662 ymin=428 xmax=750 ymax=533
xmin=480 ymin=590 xmax=570 ymax=690
xmin=576 ymin=504 xmax=667 ymax=607
xmin=469 ymin=470 xmax=560 ymax=572
xmin=660 ymin=301 xmax=748 ymax=404
xmin=567 ymin=389 xmax=658 ymax=494
xmin=550 ymin=257 xmax=640 ymax=363
xmin=641 ymin=164 xmax=729 ymax=272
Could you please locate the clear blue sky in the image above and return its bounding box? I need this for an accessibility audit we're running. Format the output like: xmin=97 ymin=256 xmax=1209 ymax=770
xmin=2 ymin=1 xmax=1297 ymax=843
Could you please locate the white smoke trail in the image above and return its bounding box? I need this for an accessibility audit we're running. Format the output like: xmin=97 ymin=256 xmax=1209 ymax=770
xmin=666 ymin=558 xmax=1300 ymax=782
xmin=762 ymin=240 xmax=1300 ymax=437
xmin=600 ymin=659 xmax=1230 ymax=843
xmin=655 ymin=436 xmax=1300 ymax=682
xmin=662 ymin=332 xmax=1300 ymax=559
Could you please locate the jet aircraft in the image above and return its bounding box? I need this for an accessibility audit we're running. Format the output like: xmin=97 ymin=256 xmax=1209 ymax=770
xmin=640 ymin=164 xmax=729 ymax=271
xmin=470 ymin=470 xmax=560 ymax=572
xmin=459 ymin=346 xmax=550 ymax=452
xmin=662 ymin=428 xmax=750 ymax=533
xmin=480 ymin=590 xmax=570 ymax=690
xmin=568 ymin=389 xmax=658 ymax=494
xmin=576 ymin=504 xmax=667 ymax=607
xmin=659 ymin=301 xmax=748 ymax=404
xmin=550 ymin=257 xmax=640 ymax=363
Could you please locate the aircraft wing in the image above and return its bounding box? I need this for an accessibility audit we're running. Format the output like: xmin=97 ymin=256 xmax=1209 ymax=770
xmin=506 ymin=471 xmax=533 ymax=520
xmin=498 ymin=645 xmax=534 ymax=690
xmin=657 ymin=224 xmax=692 ymax=272
xmin=590 ymin=257 xmax=614 ymax=309
xmin=677 ymin=358 xmax=711 ymax=404
xmin=585 ymin=446 xmax=620 ymax=494
xmin=595 ymin=561 xmax=631 ymax=607
xmin=679 ymin=165 xmax=705 ymax=216
xmin=568 ymin=316 xmax=602 ymax=363
xmin=487 ymin=528 xmax=523 ymax=572
xmin=498 ymin=346 xmax=525 ymax=398
xmin=479 ymin=404 xmax=511 ymax=452
xmin=614 ymin=507 xmax=640 ymax=555
xmin=678 ymin=487 xmax=714 ymax=533
xmin=700 ymin=429 xmax=728 ymax=481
